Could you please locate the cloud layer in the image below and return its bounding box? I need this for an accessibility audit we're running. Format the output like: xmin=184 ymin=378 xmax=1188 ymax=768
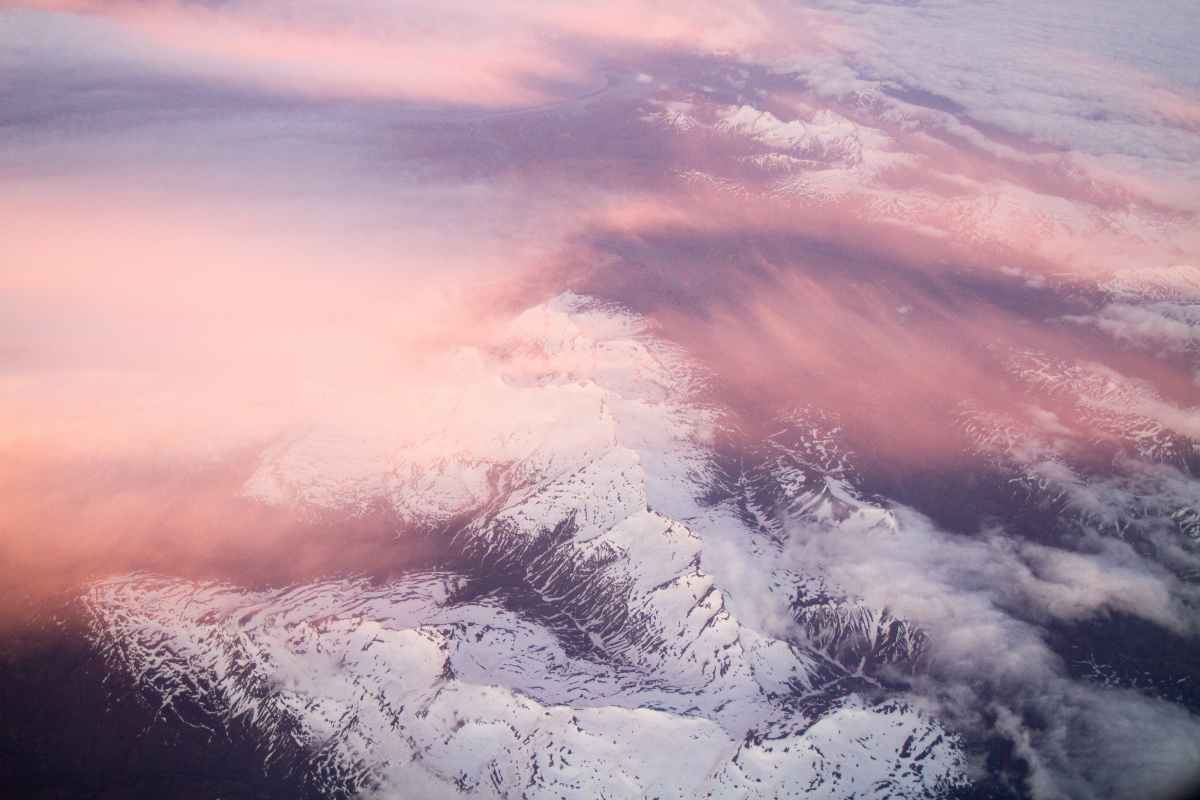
xmin=3 ymin=1 xmax=1199 ymax=798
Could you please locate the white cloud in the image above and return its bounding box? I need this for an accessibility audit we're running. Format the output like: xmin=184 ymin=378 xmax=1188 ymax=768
xmin=1065 ymin=302 xmax=1200 ymax=352
xmin=780 ymin=504 xmax=1200 ymax=799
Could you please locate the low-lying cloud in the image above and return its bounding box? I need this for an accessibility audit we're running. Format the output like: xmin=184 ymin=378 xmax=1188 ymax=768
xmin=780 ymin=505 xmax=1200 ymax=799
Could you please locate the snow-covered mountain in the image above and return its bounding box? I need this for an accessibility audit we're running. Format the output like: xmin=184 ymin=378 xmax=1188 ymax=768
xmin=959 ymin=347 xmax=1200 ymax=551
xmin=85 ymin=294 xmax=967 ymax=798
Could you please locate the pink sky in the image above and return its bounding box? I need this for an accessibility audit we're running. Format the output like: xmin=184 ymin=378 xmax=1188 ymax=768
xmin=3 ymin=0 xmax=1198 ymax=607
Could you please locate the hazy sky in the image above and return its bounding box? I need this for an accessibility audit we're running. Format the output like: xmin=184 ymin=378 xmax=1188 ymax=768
xmin=3 ymin=3 xmax=1199 ymax=798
